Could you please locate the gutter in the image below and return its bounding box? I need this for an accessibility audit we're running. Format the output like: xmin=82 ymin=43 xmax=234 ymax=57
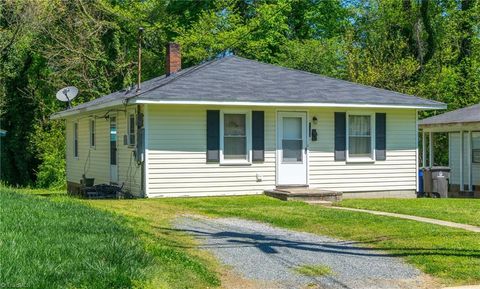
xmin=131 ymin=99 xmax=447 ymax=110
xmin=51 ymin=98 xmax=446 ymax=119
xmin=50 ymin=99 xmax=125 ymax=119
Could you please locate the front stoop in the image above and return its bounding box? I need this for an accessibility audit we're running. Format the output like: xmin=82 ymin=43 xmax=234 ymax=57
xmin=264 ymin=187 xmax=343 ymax=203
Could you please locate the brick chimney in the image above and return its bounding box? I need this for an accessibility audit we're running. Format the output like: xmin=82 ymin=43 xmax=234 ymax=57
xmin=165 ymin=42 xmax=181 ymax=76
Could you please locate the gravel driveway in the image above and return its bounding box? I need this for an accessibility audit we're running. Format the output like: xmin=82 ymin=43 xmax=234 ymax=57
xmin=175 ymin=216 xmax=432 ymax=289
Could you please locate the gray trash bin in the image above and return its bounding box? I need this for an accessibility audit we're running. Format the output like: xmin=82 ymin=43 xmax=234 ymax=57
xmin=423 ymin=167 xmax=450 ymax=198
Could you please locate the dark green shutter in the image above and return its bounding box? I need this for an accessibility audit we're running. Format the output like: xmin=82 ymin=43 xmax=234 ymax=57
xmin=206 ymin=110 xmax=220 ymax=162
xmin=375 ymin=113 xmax=386 ymax=161
xmin=252 ymin=111 xmax=265 ymax=162
xmin=334 ymin=112 xmax=346 ymax=161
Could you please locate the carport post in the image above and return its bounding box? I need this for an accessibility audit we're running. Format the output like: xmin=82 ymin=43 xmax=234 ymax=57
xmin=467 ymin=131 xmax=473 ymax=191
xmin=429 ymin=132 xmax=434 ymax=167
xmin=460 ymin=131 xmax=464 ymax=191
xmin=422 ymin=132 xmax=426 ymax=168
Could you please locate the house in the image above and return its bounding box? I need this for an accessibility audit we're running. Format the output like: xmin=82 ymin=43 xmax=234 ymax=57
xmin=419 ymin=104 xmax=480 ymax=197
xmin=52 ymin=43 xmax=445 ymax=198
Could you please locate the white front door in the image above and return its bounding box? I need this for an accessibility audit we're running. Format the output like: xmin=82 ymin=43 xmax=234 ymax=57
xmin=277 ymin=112 xmax=308 ymax=186
xmin=110 ymin=116 xmax=118 ymax=184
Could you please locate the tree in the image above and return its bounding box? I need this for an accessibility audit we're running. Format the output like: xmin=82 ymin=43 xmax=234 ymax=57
xmin=1 ymin=0 xmax=479 ymax=187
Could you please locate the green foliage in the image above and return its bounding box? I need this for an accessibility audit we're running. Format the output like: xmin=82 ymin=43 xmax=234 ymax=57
xmin=1 ymin=0 xmax=479 ymax=187
xmin=33 ymin=121 xmax=66 ymax=189
xmin=276 ymin=38 xmax=347 ymax=78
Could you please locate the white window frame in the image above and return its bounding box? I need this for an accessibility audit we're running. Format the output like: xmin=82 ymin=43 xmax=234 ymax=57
xmin=346 ymin=112 xmax=375 ymax=163
xmin=220 ymin=110 xmax=252 ymax=165
xmin=89 ymin=118 xmax=96 ymax=148
xmin=127 ymin=112 xmax=136 ymax=146
xmin=73 ymin=122 xmax=79 ymax=159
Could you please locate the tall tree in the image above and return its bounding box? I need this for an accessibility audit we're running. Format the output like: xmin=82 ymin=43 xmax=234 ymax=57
xmin=1 ymin=0 xmax=479 ymax=186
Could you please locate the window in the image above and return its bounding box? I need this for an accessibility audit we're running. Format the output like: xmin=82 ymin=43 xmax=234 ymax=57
xmin=73 ymin=122 xmax=78 ymax=158
xmin=221 ymin=112 xmax=250 ymax=163
xmin=348 ymin=114 xmax=373 ymax=160
xmin=110 ymin=117 xmax=117 ymax=166
xmin=128 ymin=113 xmax=135 ymax=146
xmin=472 ymin=132 xmax=480 ymax=163
xmin=282 ymin=117 xmax=303 ymax=162
xmin=89 ymin=119 xmax=95 ymax=148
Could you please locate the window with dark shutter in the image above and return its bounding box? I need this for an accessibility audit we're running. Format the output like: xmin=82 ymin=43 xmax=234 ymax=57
xmin=206 ymin=110 xmax=220 ymax=162
xmin=375 ymin=113 xmax=386 ymax=161
xmin=252 ymin=111 xmax=265 ymax=162
xmin=334 ymin=112 xmax=346 ymax=161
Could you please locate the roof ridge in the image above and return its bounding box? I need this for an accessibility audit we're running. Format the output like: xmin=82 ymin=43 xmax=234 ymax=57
xmin=231 ymin=55 xmax=444 ymax=106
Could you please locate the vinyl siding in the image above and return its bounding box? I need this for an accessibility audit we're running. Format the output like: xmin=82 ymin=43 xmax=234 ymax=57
xmin=146 ymin=105 xmax=276 ymax=197
xmin=146 ymin=104 xmax=418 ymax=197
xmin=308 ymin=108 xmax=417 ymax=192
xmin=65 ymin=106 xmax=142 ymax=195
xmin=449 ymin=132 xmax=480 ymax=186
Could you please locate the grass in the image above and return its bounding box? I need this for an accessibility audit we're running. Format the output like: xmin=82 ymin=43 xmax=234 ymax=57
xmin=86 ymin=199 xmax=220 ymax=289
xmin=294 ymin=265 xmax=333 ymax=277
xmin=0 ymin=188 xmax=219 ymax=289
xmin=338 ymin=198 xmax=480 ymax=226
xmin=159 ymin=195 xmax=480 ymax=286
xmin=3 ymin=188 xmax=480 ymax=287
xmin=0 ymin=188 xmax=151 ymax=289
xmin=3 ymin=186 xmax=67 ymax=196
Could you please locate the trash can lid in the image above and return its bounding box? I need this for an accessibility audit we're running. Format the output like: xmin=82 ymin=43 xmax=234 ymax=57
xmin=429 ymin=166 xmax=451 ymax=172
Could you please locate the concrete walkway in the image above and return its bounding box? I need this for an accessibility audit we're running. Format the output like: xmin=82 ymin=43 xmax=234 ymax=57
xmin=328 ymin=206 xmax=480 ymax=233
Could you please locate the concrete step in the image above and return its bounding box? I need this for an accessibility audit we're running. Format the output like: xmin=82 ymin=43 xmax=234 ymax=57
xmin=304 ymin=200 xmax=333 ymax=206
xmin=264 ymin=187 xmax=342 ymax=203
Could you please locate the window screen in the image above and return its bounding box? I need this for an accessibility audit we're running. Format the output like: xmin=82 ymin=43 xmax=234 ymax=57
xmin=223 ymin=114 xmax=247 ymax=160
xmin=348 ymin=115 xmax=372 ymax=158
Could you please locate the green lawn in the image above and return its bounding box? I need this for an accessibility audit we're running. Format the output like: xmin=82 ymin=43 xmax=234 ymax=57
xmin=0 ymin=188 xmax=219 ymax=289
xmin=2 ymin=189 xmax=480 ymax=288
xmin=338 ymin=198 xmax=480 ymax=226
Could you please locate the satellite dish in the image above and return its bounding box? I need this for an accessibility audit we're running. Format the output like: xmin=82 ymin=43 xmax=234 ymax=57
xmin=56 ymin=86 xmax=78 ymax=108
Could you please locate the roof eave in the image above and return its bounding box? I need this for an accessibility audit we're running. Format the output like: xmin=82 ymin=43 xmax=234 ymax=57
xmin=419 ymin=121 xmax=480 ymax=133
xmin=50 ymin=98 xmax=445 ymax=120
xmin=132 ymin=98 xmax=446 ymax=110
xmin=50 ymin=99 xmax=125 ymax=120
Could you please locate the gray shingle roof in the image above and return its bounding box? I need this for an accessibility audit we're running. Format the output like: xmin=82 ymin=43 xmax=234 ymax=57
xmin=419 ymin=103 xmax=480 ymax=126
xmin=53 ymin=56 xmax=445 ymax=118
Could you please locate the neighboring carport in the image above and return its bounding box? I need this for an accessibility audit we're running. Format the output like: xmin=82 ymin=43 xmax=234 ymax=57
xmin=419 ymin=104 xmax=480 ymax=196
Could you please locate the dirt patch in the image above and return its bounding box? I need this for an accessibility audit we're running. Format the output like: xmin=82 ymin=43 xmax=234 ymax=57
xmin=219 ymin=267 xmax=280 ymax=289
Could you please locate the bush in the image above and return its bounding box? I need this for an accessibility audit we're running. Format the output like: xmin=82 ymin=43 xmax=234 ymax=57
xmin=33 ymin=121 xmax=66 ymax=189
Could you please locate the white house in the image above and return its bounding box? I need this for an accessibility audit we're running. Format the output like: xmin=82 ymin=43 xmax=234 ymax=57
xmin=419 ymin=103 xmax=480 ymax=197
xmin=52 ymin=43 xmax=445 ymax=198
